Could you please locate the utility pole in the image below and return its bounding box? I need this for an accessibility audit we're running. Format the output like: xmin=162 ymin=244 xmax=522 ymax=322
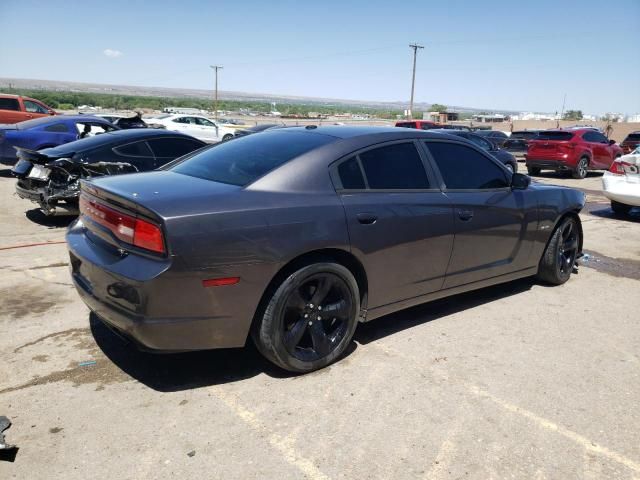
xmin=559 ymin=93 xmax=567 ymax=127
xmin=210 ymin=65 xmax=223 ymax=119
xmin=408 ymin=43 xmax=424 ymax=119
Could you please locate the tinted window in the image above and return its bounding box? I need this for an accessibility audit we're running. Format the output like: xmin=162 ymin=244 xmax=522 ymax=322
xmin=359 ymin=143 xmax=429 ymax=189
xmin=0 ymin=98 xmax=20 ymax=111
xmin=490 ymin=131 xmax=507 ymax=138
xmin=24 ymin=100 xmax=48 ymax=114
xmin=536 ymin=131 xmax=574 ymax=141
xmin=426 ymin=142 xmax=508 ymax=189
xmin=172 ymin=131 xmax=333 ymax=186
xmin=148 ymin=137 xmax=204 ymax=158
xmin=44 ymin=123 xmax=70 ymax=133
xmin=592 ymin=132 xmax=608 ymax=143
xmin=467 ymin=134 xmax=493 ymax=150
xmin=114 ymin=141 xmax=154 ymax=157
xmin=420 ymin=123 xmax=438 ymax=130
xmin=511 ymin=131 xmax=539 ymax=139
xmin=337 ymin=157 xmax=365 ymax=189
xmin=625 ymin=133 xmax=640 ymax=141
xmin=195 ymin=117 xmax=215 ymax=127
xmin=396 ymin=122 xmax=416 ymax=129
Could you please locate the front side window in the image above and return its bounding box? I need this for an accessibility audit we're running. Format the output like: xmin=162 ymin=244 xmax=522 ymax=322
xmin=426 ymin=141 xmax=509 ymax=190
xmin=195 ymin=117 xmax=215 ymax=127
xmin=24 ymin=100 xmax=48 ymax=114
xmin=359 ymin=143 xmax=430 ymax=189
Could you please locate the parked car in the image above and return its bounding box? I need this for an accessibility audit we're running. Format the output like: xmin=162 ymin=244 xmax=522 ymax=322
xmin=526 ymin=128 xmax=623 ymax=179
xmin=67 ymin=126 xmax=584 ymax=373
xmin=395 ymin=120 xmax=441 ymax=130
xmin=431 ymin=129 xmax=518 ymax=172
xmin=474 ymin=129 xmax=509 ymax=147
xmin=11 ymin=129 xmax=205 ymax=216
xmin=602 ymin=147 xmax=640 ymax=215
xmin=144 ymin=114 xmax=235 ymax=143
xmin=438 ymin=124 xmax=472 ymax=131
xmin=0 ymin=94 xmax=57 ymax=124
xmin=502 ymin=130 xmax=540 ymax=159
xmin=233 ymin=123 xmax=287 ymax=137
xmin=620 ymin=131 xmax=640 ymax=154
xmin=0 ymin=115 xmax=118 ymax=165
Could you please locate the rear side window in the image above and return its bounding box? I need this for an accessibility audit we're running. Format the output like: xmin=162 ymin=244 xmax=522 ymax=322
xmin=536 ymin=131 xmax=574 ymax=141
xmin=337 ymin=157 xmax=365 ymax=189
xmin=44 ymin=123 xmax=69 ymax=133
xmin=171 ymin=131 xmax=333 ymax=186
xmin=625 ymin=133 xmax=640 ymax=141
xmin=426 ymin=142 xmax=508 ymax=190
xmin=148 ymin=137 xmax=204 ymax=158
xmin=396 ymin=122 xmax=416 ymax=129
xmin=359 ymin=143 xmax=430 ymax=189
xmin=0 ymin=98 xmax=20 ymax=111
xmin=114 ymin=141 xmax=154 ymax=157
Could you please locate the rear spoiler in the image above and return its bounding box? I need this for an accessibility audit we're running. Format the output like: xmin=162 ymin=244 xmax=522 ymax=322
xmin=14 ymin=147 xmax=74 ymax=165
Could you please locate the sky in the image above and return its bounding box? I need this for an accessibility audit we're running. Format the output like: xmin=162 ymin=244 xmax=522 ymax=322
xmin=1 ymin=0 xmax=639 ymax=115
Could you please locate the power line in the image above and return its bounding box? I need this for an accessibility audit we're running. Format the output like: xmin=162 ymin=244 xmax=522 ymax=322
xmin=408 ymin=43 xmax=424 ymax=120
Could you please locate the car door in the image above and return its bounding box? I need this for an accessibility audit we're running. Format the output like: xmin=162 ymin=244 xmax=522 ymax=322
xmin=590 ymin=131 xmax=614 ymax=169
xmin=422 ymin=140 xmax=537 ymax=289
xmin=332 ymin=141 xmax=454 ymax=308
xmin=169 ymin=116 xmax=193 ymax=135
xmin=0 ymin=97 xmax=25 ymax=123
xmin=23 ymin=99 xmax=51 ymax=120
xmin=194 ymin=117 xmax=220 ymax=142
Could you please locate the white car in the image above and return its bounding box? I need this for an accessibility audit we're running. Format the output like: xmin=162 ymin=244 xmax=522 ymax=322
xmin=144 ymin=114 xmax=235 ymax=143
xmin=602 ymin=147 xmax=640 ymax=215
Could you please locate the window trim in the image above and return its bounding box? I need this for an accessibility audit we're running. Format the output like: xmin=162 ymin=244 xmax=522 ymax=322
xmin=330 ymin=139 xmax=440 ymax=193
xmin=420 ymin=139 xmax=512 ymax=192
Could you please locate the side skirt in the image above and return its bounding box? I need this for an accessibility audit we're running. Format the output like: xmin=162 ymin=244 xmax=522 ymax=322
xmin=362 ymin=266 xmax=538 ymax=322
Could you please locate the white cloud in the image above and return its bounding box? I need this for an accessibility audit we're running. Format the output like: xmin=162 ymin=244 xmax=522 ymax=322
xmin=103 ymin=49 xmax=123 ymax=58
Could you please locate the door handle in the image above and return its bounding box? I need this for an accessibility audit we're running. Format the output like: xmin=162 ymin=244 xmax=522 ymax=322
xmin=356 ymin=213 xmax=378 ymax=225
xmin=458 ymin=209 xmax=474 ymax=221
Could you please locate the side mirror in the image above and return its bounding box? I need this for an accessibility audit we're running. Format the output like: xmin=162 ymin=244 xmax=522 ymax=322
xmin=511 ymin=172 xmax=531 ymax=190
xmin=608 ymin=139 xmax=616 ymax=145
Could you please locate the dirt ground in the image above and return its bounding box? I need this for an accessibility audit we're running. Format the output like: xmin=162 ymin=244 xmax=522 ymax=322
xmin=0 ymin=165 xmax=639 ymax=479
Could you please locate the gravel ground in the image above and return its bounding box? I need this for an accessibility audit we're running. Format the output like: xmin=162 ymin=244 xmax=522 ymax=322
xmin=0 ymin=166 xmax=638 ymax=479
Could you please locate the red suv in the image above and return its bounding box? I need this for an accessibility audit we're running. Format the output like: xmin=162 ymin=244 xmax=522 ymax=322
xmin=525 ymin=129 xmax=623 ymax=179
xmin=395 ymin=120 xmax=441 ymax=130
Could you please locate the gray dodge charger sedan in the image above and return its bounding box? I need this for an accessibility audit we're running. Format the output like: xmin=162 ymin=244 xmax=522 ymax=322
xmin=66 ymin=126 xmax=585 ymax=372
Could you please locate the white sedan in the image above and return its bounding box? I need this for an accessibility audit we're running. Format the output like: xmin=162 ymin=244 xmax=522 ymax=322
xmin=602 ymin=147 xmax=640 ymax=215
xmin=144 ymin=114 xmax=235 ymax=143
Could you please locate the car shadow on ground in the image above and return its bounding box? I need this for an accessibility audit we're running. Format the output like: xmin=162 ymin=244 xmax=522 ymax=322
xmin=530 ymin=171 xmax=603 ymax=180
xmin=91 ymin=278 xmax=535 ymax=391
xmin=25 ymin=208 xmax=75 ymax=228
xmin=354 ymin=277 xmax=535 ymax=345
xmin=583 ymin=202 xmax=640 ymax=223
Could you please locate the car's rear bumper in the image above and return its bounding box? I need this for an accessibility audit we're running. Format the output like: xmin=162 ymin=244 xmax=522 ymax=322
xmin=525 ymin=157 xmax=574 ymax=170
xmin=602 ymin=173 xmax=640 ymax=207
xmin=66 ymin=219 xmax=261 ymax=351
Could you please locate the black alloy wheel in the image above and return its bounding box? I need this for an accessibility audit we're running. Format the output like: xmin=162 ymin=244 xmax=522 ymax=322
xmin=537 ymin=216 xmax=581 ymax=285
xmin=253 ymin=262 xmax=359 ymax=372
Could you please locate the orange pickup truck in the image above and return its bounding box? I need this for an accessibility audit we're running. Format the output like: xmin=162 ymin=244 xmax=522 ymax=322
xmin=0 ymin=94 xmax=57 ymax=124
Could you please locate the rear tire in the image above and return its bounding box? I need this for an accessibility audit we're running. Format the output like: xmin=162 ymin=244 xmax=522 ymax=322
xmin=222 ymin=134 xmax=233 ymax=141
xmin=572 ymin=157 xmax=589 ymax=179
xmin=527 ymin=166 xmax=540 ymax=176
xmin=611 ymin=201 xmax=632 ymax=215
xmin=253 ymin=262 xmax=359 ymax=373
xmin=537 ymin=216 xmax=581 ymax=285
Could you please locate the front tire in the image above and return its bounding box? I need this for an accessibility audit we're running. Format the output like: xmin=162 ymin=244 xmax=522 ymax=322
xmin=572 ymin=157 xmax=589 ymax=179
xmin=253 ymin=263 xmax=360 ymax=373
xmin=611 ymin=201 xmax=632 ymax=215
xmin=537 ymin=216 xmax=581 ymax=285
xmin=527 ymin=166 xmax=540 ymax=175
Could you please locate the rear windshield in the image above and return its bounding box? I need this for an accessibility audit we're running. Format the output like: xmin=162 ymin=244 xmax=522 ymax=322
xmin=624 ymin=133 xmax=640 ymax=141
xmin=535 ymin=131 xmax=574 ymax=141
xmin=511 ymin=131 xmax=539 ymax=139
xmin=396 ymin=122 xmax=416 ymax=128
xmin=170 ymin=130 xmax=334 ymax=186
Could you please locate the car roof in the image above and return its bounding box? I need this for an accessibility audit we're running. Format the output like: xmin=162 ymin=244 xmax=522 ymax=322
xmin=41 ymin=129 xmax=203 ymax=156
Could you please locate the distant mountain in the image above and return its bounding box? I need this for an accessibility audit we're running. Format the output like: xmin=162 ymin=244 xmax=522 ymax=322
xmin=0 ymin=77 xmax=519 ymax=114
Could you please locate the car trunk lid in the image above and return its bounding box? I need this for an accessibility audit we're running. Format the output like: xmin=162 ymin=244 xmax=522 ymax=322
xmin=529 ymin=131 xmax=576 ymax=154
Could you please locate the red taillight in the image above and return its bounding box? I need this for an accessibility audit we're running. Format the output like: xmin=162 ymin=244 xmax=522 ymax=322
xmin=609 ymin=161 xmax=632 ymax=175
xmin=79 ymin=194 xmax=165 ymax=254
